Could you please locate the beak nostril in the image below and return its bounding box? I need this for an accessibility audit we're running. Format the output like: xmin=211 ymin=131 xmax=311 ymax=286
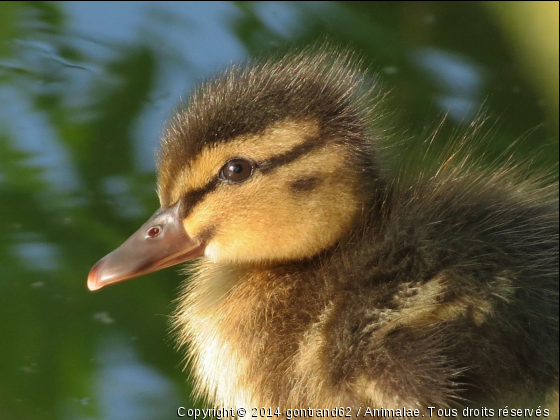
xmin=146 ymin=226 xmax=162 ymax=238
xmin=87 ymin=201 xmax=203 ymax=291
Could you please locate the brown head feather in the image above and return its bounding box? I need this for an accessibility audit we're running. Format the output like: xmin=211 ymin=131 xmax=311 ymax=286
xmin=157 ymin=46 xmax=383 ymax=207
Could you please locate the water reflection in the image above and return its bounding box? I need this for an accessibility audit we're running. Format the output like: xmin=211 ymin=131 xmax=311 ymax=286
xmin=13 ymin=238 xmax=60 ymax=271
xmin=0 ymin=2 xmax=557 ymax=419
xmin=92 ymin=335 xmax=181 ymax=420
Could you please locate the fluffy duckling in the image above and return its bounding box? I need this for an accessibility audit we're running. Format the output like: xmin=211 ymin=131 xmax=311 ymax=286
xmin=88 ymin=48 xmax=559 ymax=414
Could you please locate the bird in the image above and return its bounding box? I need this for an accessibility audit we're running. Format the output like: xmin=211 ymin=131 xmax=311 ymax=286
xmin=87 ymin=46 xmax=559 ymax=416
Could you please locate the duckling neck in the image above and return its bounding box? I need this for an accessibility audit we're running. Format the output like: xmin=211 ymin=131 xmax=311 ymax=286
xmin=173 ymin=199 xmax=384 ymax=407
xmin=174 ymin=251 xmax=347 ymax=407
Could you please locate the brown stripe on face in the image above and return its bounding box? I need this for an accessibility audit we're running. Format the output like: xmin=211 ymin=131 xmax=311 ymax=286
xmin=179 ymin=133 xmax=325 ymax=218
xmin=181 ymin=177 xmax=220 ymax=218
xmin=197 ymin=225 xmax=217 ymax=244
xmin=290 ymin=175 xmax=322 ymax=193
xmin=259 ymin=135 xmax=325 ymax=174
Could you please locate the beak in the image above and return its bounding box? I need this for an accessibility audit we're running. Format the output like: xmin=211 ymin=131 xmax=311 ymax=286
xmin=87 ymin=201 xmax=204 ymax=291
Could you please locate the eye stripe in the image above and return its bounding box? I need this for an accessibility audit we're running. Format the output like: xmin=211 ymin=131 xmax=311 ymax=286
xmin=259 ymin=135 xmax=324 ymax=174
xmin=181 ymin=176 xmax=219 ymax=218
xmin=181 ymin=135 xmax=324 ymax=217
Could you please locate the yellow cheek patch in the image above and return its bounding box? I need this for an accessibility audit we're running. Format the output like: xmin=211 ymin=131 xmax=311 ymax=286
xmin=184 ymin=141 xmax=361 ymax=263
xmin=167 ymin=120 xmax=320 ymax=205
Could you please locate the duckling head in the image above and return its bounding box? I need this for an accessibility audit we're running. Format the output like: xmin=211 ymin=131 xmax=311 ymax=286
xmin=88 ymin=48 xmax=381 ymax=290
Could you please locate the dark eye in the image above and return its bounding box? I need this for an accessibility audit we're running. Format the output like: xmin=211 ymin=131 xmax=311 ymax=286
xmin=219 ymin=158 xmax=254 ymax=183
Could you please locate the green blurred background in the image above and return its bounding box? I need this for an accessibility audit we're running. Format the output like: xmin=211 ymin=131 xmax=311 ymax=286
xmin=0 ymin=2 xmax=557 ymax=419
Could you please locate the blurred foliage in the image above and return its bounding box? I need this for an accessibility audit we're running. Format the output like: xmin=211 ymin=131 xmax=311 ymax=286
xmin=232 ymin=1 xmax=558 ymax=164
xmin=486 ymin=1 xmax=559 ymax=127
xmin=0 ymin=2 xmax=557 ymax=419
xmin=0 ymin=2 xmax=20 ymax=57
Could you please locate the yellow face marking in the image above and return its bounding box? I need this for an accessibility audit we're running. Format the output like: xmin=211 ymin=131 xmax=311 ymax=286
xmin=165 ymin=120 xmax=320 ymax=205
xmin=188 ymin=143 xmax=359 ymax=262
xmin=159 ymin=119 xmax=362 ymax=264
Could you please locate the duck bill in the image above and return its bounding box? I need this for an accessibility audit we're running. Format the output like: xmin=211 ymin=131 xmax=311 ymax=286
xmin=87 ymin=201 xmax=204 ymax=291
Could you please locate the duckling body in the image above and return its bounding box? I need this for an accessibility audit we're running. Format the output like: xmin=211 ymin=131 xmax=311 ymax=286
xmin=88 ymin=48 xmax=559 ymax=414
xmin=178 ymin=174 xmax=558 ymax=411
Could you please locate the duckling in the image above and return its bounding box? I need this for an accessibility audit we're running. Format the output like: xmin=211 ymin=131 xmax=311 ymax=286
xmin=88 ymin=47 xmax=559 ymax=415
